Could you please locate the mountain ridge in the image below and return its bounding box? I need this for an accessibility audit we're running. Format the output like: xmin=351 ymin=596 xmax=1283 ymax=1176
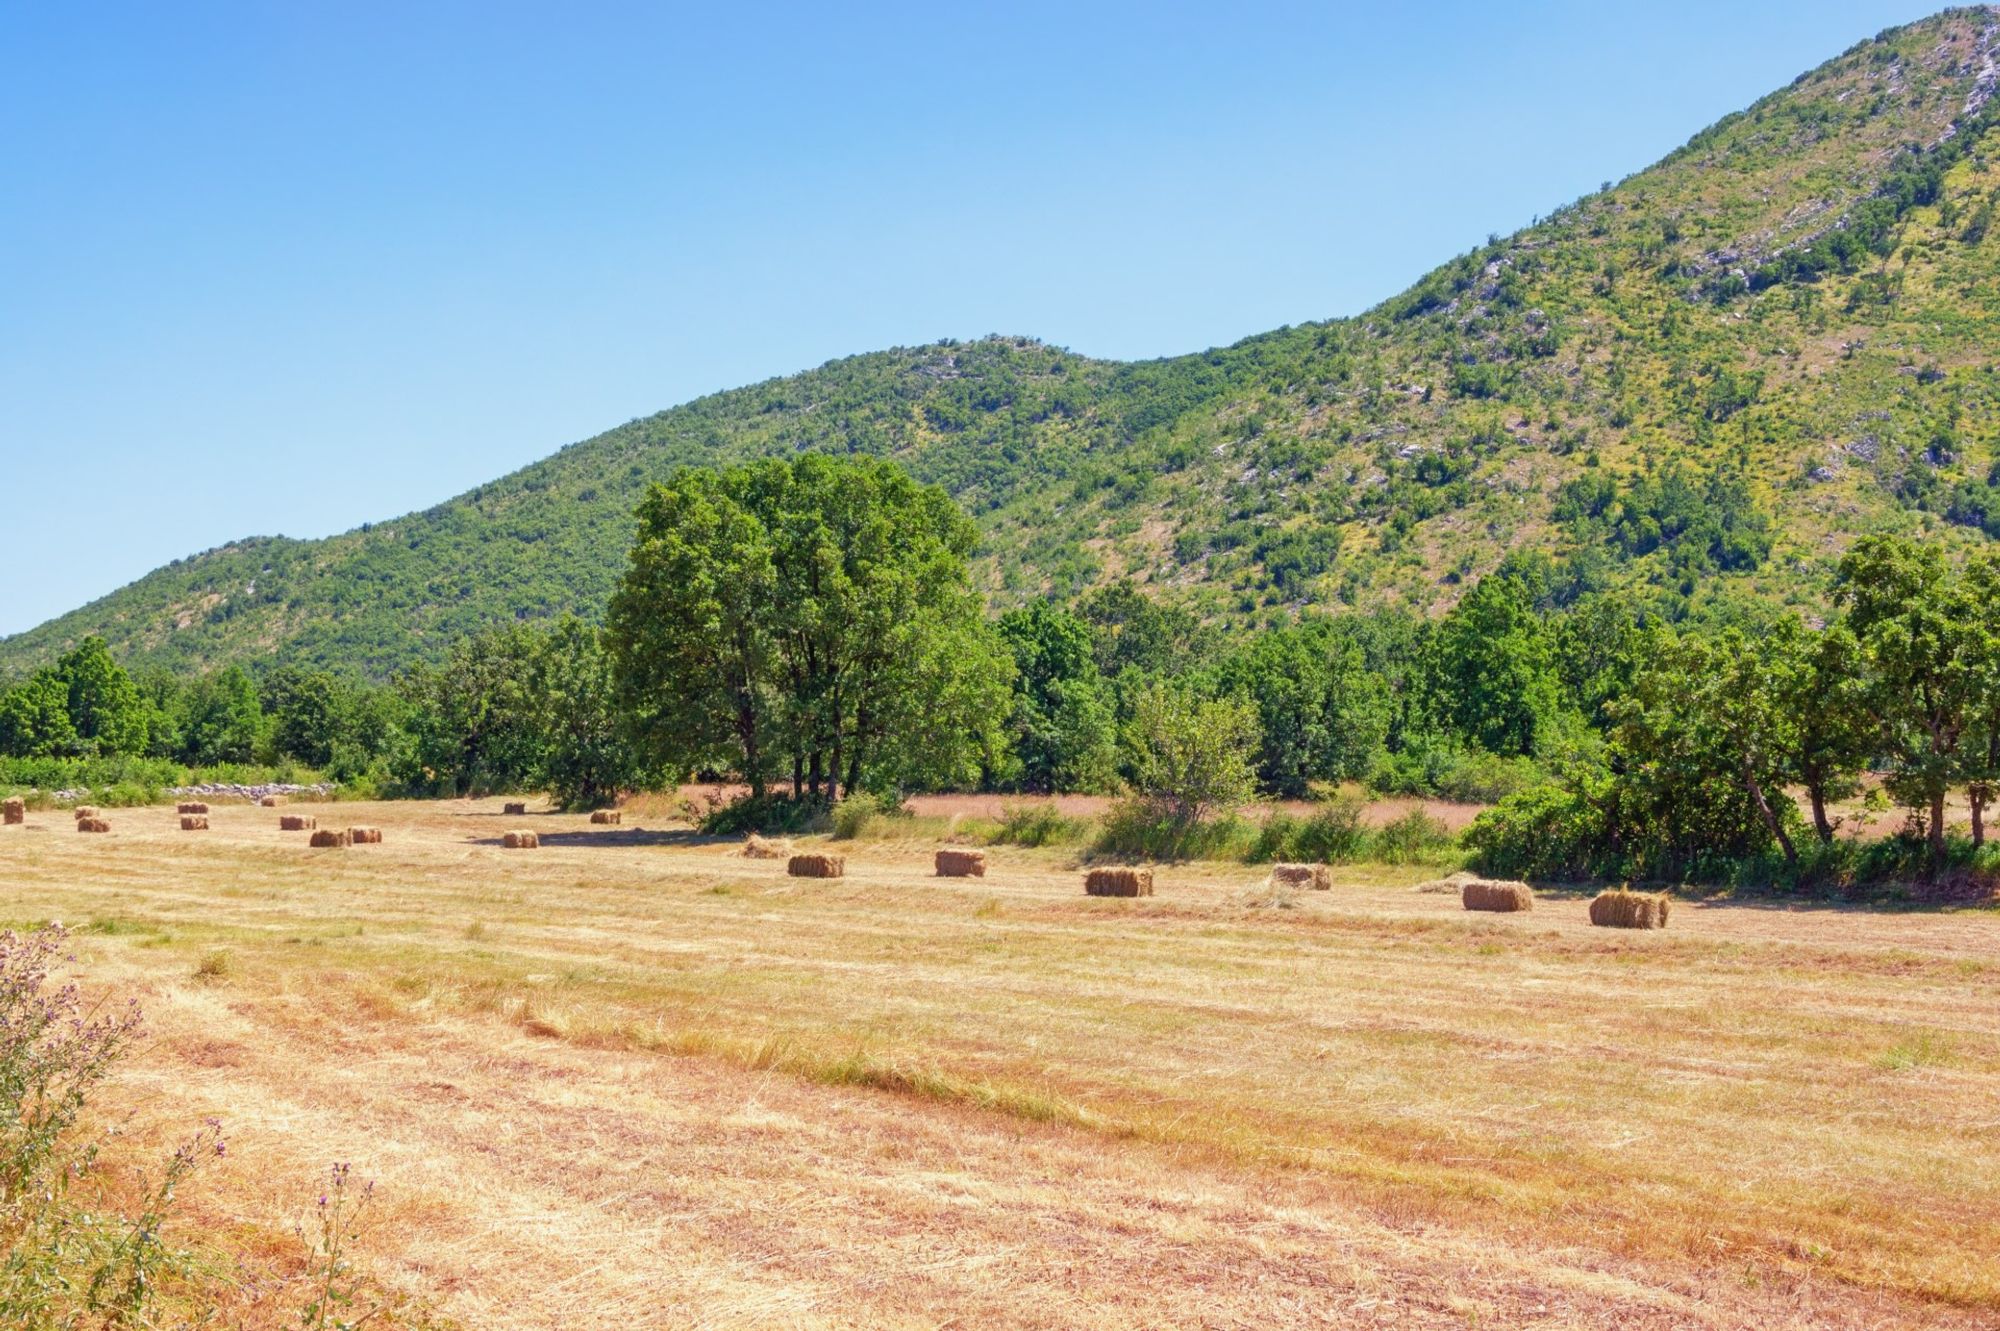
xmin=9 ymin=6 xmax=2000 ymax=679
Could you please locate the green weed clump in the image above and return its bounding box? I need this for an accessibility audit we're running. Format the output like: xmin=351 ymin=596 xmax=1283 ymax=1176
xmin=1248 ymin=797 xmax=1368 ymax=864
xmin=0 ymin=925 xmax=224 ymax=1326
xmin=988 ymin=802 xmax=1092 ymax=848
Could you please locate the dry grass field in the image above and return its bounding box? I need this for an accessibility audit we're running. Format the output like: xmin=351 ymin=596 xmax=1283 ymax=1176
xmin=1 ymin=797 xmax=1997 ymax=1329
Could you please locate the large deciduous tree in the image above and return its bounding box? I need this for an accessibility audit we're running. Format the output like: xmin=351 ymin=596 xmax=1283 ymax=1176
xmin=1837 ymin=535 xmax=1984 ymax=867
xmin=608 ymin=454 xmax=1011 ymax=802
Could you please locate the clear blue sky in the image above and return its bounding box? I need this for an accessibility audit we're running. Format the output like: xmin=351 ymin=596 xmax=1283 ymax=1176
xmin=0 ymin=0 xmax=1944 ymax=638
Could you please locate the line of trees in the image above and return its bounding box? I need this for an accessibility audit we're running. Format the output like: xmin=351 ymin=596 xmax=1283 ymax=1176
xmin=4 ymin=454 xmax=1996 ymax=888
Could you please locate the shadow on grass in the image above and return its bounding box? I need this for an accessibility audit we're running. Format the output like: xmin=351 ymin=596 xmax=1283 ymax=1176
xmin=1524 ymin=878 xmax=1998 ymax=914
xmin=466 ymin=827 xmax=734 ymax=851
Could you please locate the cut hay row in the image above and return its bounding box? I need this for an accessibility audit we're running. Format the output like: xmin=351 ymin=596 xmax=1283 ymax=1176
xmin=502 ymin=831 xmax=539 ymax=850
xmin=1590 ymin=888 xmax=1672 ymax=929
xmin=788 ymin=853 xmax=845 ymax=879
xmin=503 ymin=802 xmax=527 ymax=816
xmin=934 ymin=848 xmax=987 ymax=878
xmin=2 ymin=797 xmax=23 ymax=826
xmin=349 ymin=826 xmax=383 ymax=844
xmin=1268 ymin=862 xmax=1330 ymax=891
xmin=741 ymin=833 xmax=789 ymax=859
xmin=180 ymin=815 xmax=208 ymax=831
xmin=1085 ymin=866 xmax=1153 ymax=898
xmin=279 ymin=815 xmax=317 ymax=832
xmin=76 ymin=818 xmax=110 ymax=834
xmin=590 ymin=809 xmax=622 ymax=825
xmin=176 ymin=801 xmax=209 ymax=815
xmin=308 ymin=829 xmax=351 ymax=849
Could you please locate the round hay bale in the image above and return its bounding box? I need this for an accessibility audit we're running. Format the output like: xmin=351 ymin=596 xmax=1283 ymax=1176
xmin=589 ymin=809 xmax=622 ymax=825
xmin=1589 ymin=889 xmax=1672 ymax=930
xmin=279 ymin=815 xmax=317 ymax=832
xmin=934 ymin=848 xmax=987 ymax=878
xmin=788 ymin=853 xmax=845 ymax=879
xmin=742 ymin=833 xmax=790 ymax=859
xmin=308 ymin=828 xmax=351 ymax=849
xmin=176 ymin=802 xmax=210 ymax=815
xmin=259 ymin=795 xmax=284 ymax=808
xmin=503 ymin=802 xmax=527 ymax=816
xmin=179 ymin=815 xmax=209 ymax=831
xmin=502 ymin=831 xmax=539 ymax=850
xmin=1269 ymin=862 xmax=1330 ymax=891
xmin=348 ymin=827 xmax=382 ymax=844
xmin=2 ymin=798 xmax=24 ymax=826
xmin=76 ymin=818 xmax=111 ymax=834
xmin=1085 ymin=866 xmax=1153 ymax=898
xmin=1461 ymin=879 xmax=1534 ymax=912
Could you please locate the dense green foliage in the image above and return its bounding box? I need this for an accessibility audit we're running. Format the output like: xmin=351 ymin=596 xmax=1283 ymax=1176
xmin=606 ymin=454 xmax=1011 ymax=800
xmin=1465 ymin=535 xmax=2000 ymax=884
xmin=13 ymin=13 xmax=2000 ymax=679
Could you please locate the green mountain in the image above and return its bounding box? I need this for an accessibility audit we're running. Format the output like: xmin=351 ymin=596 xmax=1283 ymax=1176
xmin=10 ymin=7 xmax=2000 ymax=680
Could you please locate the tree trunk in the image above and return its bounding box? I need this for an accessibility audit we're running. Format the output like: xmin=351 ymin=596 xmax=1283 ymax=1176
xmin=1972 ymin=784 xmax=1989 ymax=850
xmin=1742 ymin=758 xmax=1797 ymax=868
xmin=808 ymin=751 xmax=823 ymax=801
xmin=738 ymin=697 xmax=764 ymax=802
xmin=1807 ymin=782 xmax=1835 ymax=845
xmin=1929 ymin=785 xmax=1948 ymax=870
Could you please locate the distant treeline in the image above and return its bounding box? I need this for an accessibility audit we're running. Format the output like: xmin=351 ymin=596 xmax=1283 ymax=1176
xmin=5 ymin=455 xmax=1997 ymax=888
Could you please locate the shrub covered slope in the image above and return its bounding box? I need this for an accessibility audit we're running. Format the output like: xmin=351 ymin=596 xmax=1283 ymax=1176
xmin=10 ymin=10 xmax=2000 ymax=677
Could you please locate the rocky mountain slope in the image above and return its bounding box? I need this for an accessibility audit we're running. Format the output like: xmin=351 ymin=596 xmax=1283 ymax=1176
xmin=9 ymin=8 xmax=2000 ymax=678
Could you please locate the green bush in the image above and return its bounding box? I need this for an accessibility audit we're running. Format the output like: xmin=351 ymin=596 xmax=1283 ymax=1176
xmin=1463 ymin=784 xmax=1614 ymax=881
xmin=1096 ymin=799 xmax=1249 ymax=862
xmin=698 ymin=794 xmax=832 ymax=836
xmin=1368 ymin=808 xmax=1457 ymax=866
xmin=990 ymin=802 xmax=1091 ymax=847
xmin=831 ymin=792 xmax=902 ymax=840
xmin=1247 ymin=797 xmax=1368 ymax=863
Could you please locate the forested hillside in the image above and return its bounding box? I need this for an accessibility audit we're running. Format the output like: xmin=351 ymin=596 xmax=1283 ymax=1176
xmin=9 ymin=8 xmax=2000 ymax=679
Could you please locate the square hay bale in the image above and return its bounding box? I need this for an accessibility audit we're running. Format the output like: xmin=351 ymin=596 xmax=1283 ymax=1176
xmin=1461 ymin=879 xmax=1535 ymax=912
xmin=73 ymin=806 xmax=100 ymax=820
xmin=176 ymin=802 xmax=209 ymax=815
xmin=934 ymin=848 xmax=987 ymax=878
xmin=788 ymin=853 xmax=845 ymax=879
xmin=2 ymin=798 xmax=24 ymax=826
xmin=1085 ymin=866 xmax=1153 ymax=897
xmin=742 ymin=833 xmax=790 ymax=859
xmin=180 ymin=815 xmax=208 ymax=831
xmin=503 ymin=802 xmax=527 ymax=816
xmin=77 ymin=818 xmax=111 ymax=834
xmin=279 ymin=815 xmax=317 ymax=832
xmin=348 ymin=827 xmax=382 ymax=844
xmin=590 ymin=809 xmax=622 ymax=825
xmin=1589 ymin=888 xmax=1672 ymax=930
xmin=502 ymin=830 xmax=539 ymax=849
xmin=308 ymin=829 xmax=351 ymax=849
xmin=1269 ymin=862 xmax=1331 ymax=891
xmin=259 ymin=795 xmax=284 ymax=808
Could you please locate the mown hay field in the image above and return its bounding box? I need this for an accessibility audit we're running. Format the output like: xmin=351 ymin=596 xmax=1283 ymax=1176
xmin=1 ymin=797 xmax=1996 ymax=1329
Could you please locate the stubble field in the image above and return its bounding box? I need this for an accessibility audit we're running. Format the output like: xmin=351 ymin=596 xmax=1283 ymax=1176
xmin=1 ymin=797 xmax=1996 ymax=1329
